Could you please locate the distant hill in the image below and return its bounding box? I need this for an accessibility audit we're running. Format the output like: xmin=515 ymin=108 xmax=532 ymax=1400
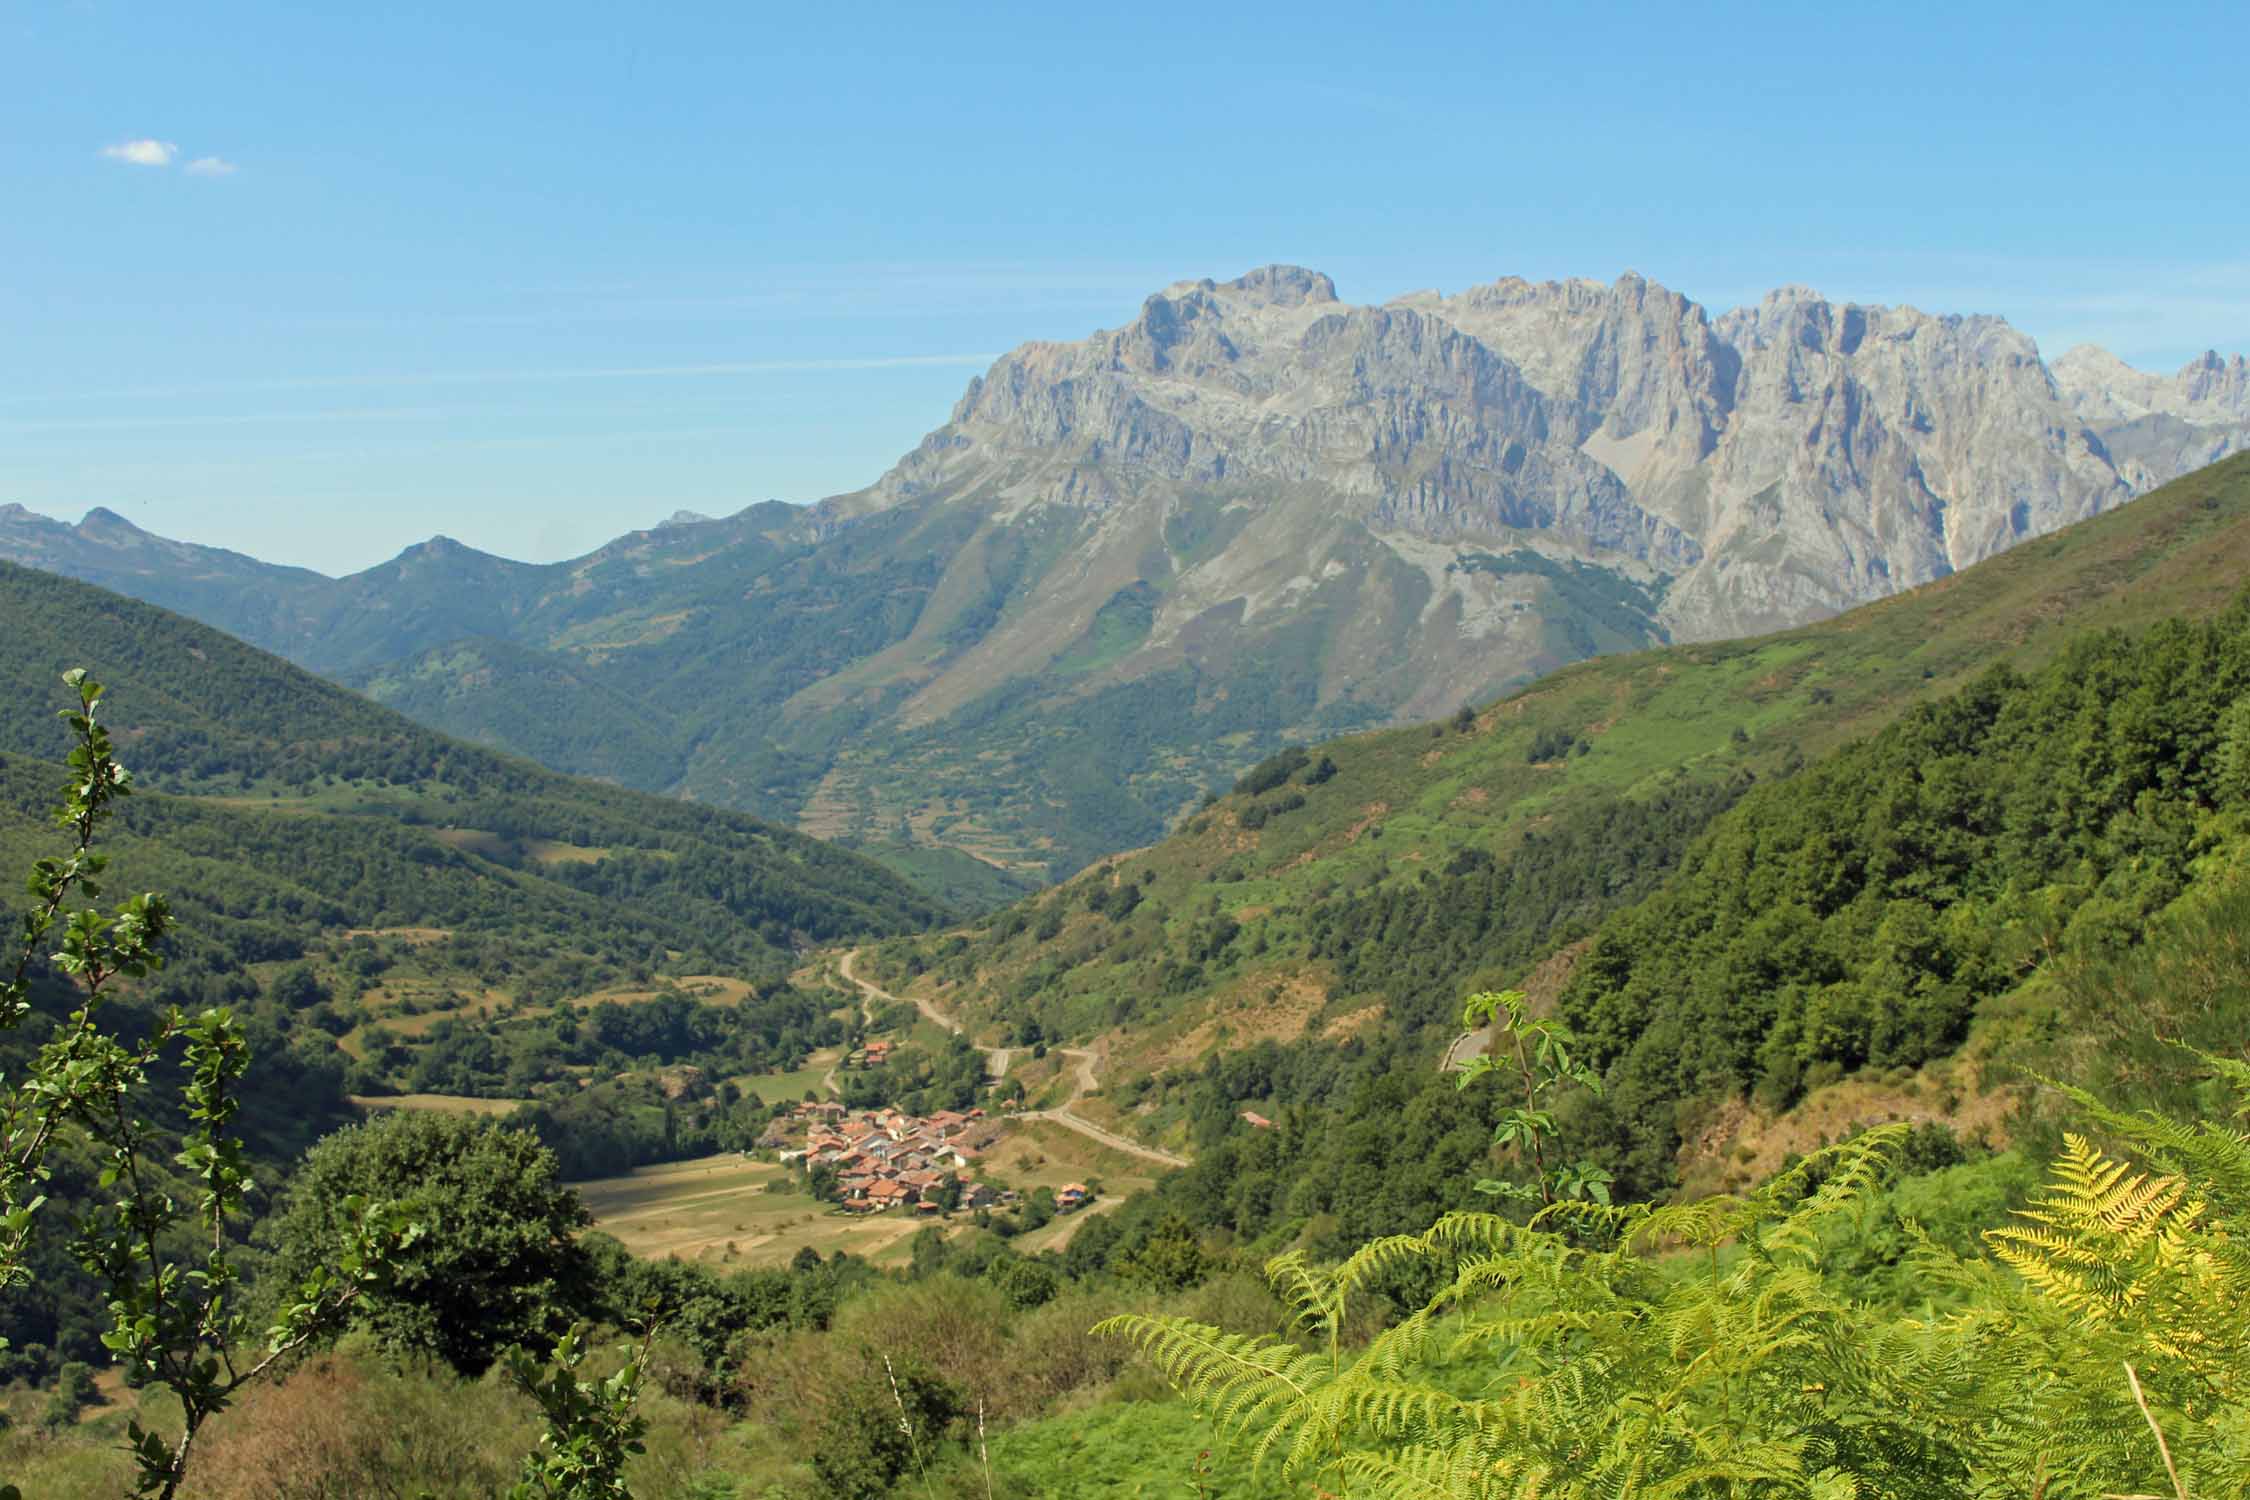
xmin=0 ymin=560 xmax=949 ymax=969
xmin=6 ymin=271 xmax=2245 ymax=878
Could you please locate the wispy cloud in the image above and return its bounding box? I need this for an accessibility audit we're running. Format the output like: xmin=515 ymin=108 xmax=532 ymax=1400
xmin=101 ymin=139 xmax=178 ymax=167
xmin=0 ymin=353 xmax=1002 ymax=407
xmin=184 ymin=156 xmax=238 ymax=177
xmin=0 ymin=406 xmax=449 ymax=437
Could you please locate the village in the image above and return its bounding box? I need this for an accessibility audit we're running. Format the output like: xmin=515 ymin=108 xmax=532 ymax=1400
xmin=763 ymin=1093 xmax=1093 ymax=1219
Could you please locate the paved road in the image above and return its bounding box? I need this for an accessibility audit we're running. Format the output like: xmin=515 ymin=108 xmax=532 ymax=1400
xmin=837 ymin=949 xmax=1189 ymax=1170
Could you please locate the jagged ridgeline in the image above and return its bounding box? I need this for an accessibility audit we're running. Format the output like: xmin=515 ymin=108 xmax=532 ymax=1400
xmin=6 ymin=269 xmax=2244 ymax=879
xmin=0 ymin=560 xmax=949 ymax=978
xmin=862 ymin=453 xmax=2250 ymax=1223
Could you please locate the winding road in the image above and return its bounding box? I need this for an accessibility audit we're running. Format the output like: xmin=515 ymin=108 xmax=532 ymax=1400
xmin=836 ymin=949 xmax=1189 ymax=1170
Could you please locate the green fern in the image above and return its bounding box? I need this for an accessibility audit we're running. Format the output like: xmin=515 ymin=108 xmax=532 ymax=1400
xmin=1102 ymin=1077 xmax=2250 ymax=1498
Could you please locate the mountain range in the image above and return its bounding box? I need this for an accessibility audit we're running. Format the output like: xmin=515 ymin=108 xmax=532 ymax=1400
xmin=6 ymin=266 xmax=2246 ymax=879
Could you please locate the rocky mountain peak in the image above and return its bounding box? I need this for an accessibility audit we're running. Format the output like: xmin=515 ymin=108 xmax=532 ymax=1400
xmin=853 ymin=266 xmax=2250 ymax=653
xmin=1215 ymin=264 xmax=1338 ymax=307
xmin=79 ymin=506 xmax=141 ymax=533
xmin=2180 ymin=350 xmax=2250 ymax=409
xmin=4 ymin=264 xmax=2247 ymax=880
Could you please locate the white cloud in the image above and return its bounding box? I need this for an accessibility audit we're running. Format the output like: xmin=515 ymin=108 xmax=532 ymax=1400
xmin=184 ymin=156 xmax=238 ymax=177
xmin=100 ymin=139 xmax=178 ymax=167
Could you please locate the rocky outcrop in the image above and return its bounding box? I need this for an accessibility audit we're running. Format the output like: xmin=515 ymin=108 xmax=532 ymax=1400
xmin=846 ymin=268 xmax=2248 ymax=647
xmin=849 ymin=267 xmax=2250 ymax=649
xmin=2052 ymin=346 xmax=2250 ymax=493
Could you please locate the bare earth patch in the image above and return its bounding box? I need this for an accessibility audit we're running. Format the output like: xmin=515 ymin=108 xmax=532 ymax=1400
xmin=340 ymin=926 xmax=452 ymax=945
xmin=1145 ymin=969 xmax=1332 ymax=1070
xmin=1677 ymin=1067 xmax=2022 ymax=1197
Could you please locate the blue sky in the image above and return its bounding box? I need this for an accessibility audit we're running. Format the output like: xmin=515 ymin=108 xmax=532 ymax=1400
xmin=4 ymin=1 xmax=2246 ymax=574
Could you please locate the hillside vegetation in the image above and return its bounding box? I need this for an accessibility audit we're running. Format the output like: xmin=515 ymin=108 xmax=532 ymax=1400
xmin=0 ymin=568 xmax=954 ymax=1381
xmin=0 ymin=561 xmax=948 ymax=958
xmin=11 ymin=272 xmax=2242 ymax=883
xmin=14 ymin=464 xmax=2250 ymax=1498
xmin=873 ymin=451 xmax=2250 ymax=1065
xmin=846 ymin=453 xmax=2250 ymax=1251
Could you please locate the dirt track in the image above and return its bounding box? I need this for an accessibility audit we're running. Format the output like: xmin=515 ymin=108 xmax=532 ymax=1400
xmin=837 ymin=949 xmax=1189 ymax=1170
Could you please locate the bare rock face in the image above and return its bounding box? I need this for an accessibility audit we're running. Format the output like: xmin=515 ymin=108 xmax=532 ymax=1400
xmin=2052 ymin=345 xmax=2250 ymax=493
xmin=847 ymin=267 xmax=2246 ymax=654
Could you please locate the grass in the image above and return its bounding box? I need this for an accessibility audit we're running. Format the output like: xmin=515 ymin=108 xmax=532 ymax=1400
xmin=735 ymin=1051 xmax=840 ymax=1105
xmin=972 ymin=1393 xmax=1303 ymax=1499
xmin=980 ymin=1120 xmax=1160 ymax=1252
xmin=578 ymin=1108 xmax=1162 ymax=1269
xmin=577 ymin=1153 xmax=936 ymax=1267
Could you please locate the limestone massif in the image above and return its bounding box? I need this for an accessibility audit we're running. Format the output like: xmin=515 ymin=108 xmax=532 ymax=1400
xmin=5 ymin=266 xmax=2246 ymax=878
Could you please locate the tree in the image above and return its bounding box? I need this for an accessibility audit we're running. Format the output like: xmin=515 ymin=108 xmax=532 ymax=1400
xmin=0 ymin=671 xmax=414 ymax=1500
xmin=809 ymin=1358 xmax=959 ymax=1500
xmin=504 ymin=1323 xmax=654 ymax=1500
xmin=40 ymin=1359 xmax=99 ymax=1430
xmin=1115 ymin=1212 xmax=1207 ymax=1292
xmin=1452 ymin=989 xmax=1611 ymax=1208
xmin=272 ymin=1108 xmax=591 ymax=1376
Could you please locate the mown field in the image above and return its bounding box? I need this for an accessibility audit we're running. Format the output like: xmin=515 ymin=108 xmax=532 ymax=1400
xmin=580 ymin=1114 xmax=1162 ymax=1270
xmin=577 ymin=1154 xmax=932 ymax=1267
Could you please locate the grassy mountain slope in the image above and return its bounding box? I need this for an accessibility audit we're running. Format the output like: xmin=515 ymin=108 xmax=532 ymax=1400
xmin=862 ymin=452 xmax=2250 ymax=1108
xmin=0 ymin=560 xmax=949 ymax=962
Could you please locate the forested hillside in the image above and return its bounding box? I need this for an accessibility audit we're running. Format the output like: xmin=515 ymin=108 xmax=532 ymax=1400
xmin=10 ymin=271 xmax=2241 ymax=883
xmin=15 ymin=465 xmax=2250 ymax=1497
xmin=0 ymin=561 xmax=948 ymax=954
xmin=1563 ymin=600 xmax=2250 ymax=1190
xmin=0 ymin=573 xmax=957 ymax=1399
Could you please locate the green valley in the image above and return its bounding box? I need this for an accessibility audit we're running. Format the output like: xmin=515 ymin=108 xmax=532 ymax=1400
xmin=13 ymin=461 xmax=2250 ymax=1499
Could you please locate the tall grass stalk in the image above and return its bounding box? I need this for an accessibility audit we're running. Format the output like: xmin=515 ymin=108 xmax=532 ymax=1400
xmin=977 ymin=1396 xmax=993 ymax=1500
xmin=883 ymin=1355 xmax=940 ymax=1500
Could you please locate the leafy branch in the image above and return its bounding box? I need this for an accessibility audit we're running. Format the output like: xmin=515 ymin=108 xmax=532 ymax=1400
xmin=1453 ymin=989 xmax=1610 ymax=1208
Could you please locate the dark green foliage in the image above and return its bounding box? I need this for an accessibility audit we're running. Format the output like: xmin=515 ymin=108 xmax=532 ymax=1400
xmin=1232 ymin=747 xmax=1310 ymax=798
xmin=1451 ymin=548 xmax=1670 ymax=656
xmin=810 ymin=1360 xmax=960 ymax=1500
xmin=1562 ymin=602 xmax=2250 ymax=1194
xmin=270 ymin=1111 xmax=591 ymax=1376
xmin=837 ymin=1034 xmax=990 ymax=1115
xmin=345 ymin=636 xmax=689 ymax=791
xmin=1301 ymin=777 xmax=1750 ymax=1033
xmin=1525 ymin=725 xmax=1581 ymax=762
xmin=40 ymin=1360 xmax=98 ymax=1430
xmin=0 ymin=561 xmax=950 ymax=962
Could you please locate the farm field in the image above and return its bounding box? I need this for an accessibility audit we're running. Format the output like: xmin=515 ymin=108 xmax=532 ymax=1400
xmin=734 ymin=1050 xmax=841 ymax=1104
xmin=982 ymin=1119 xmax=1158 ymax=1255
xmin=577 ymin=1153 xmax=932 ymax=1267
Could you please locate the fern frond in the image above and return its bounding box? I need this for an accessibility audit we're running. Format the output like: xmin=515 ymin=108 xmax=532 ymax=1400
xmin=1332 ymin=1229 xmax=1439 ymax=1301
xmin=1091 ymin=1313 xmax=1328 ymax=1448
